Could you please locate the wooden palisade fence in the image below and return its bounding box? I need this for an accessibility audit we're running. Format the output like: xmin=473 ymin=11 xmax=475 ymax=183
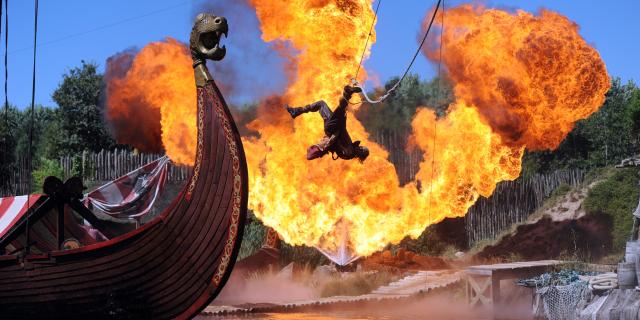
xmin=2 ymin=142 xmax=586 ymax=248
xmin=1 ymin=149 xmax=191 ymax=197
xmin=373 ymin=130 xmax=422 ymax=185
xmin=371 ymin=130 xmax=588 ymax=247
xmin=464 ymin=169 xmax=586 ymax=246
xmin=59 ymin=149 xmax=191 ymax=182
xmin=1 ymin=156 xmax=31 ymax=197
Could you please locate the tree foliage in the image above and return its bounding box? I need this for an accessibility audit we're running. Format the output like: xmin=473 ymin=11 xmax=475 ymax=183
xmin=583 ymin=167 xmax=639 ymax=252
xmin=0 ymin=106 xmax=18 ymax=190
xmin=52 ymin=61 xmax=113 ymax=156
xmin=32 ymin=157 xmax=65 ymax=193
xmin=523 ymin=78 xmax=640 ymax=173
xmin=356 ymin=74 xmax=453 ymax=136
xmin=14 ymin=106 xmax=59 ymax=159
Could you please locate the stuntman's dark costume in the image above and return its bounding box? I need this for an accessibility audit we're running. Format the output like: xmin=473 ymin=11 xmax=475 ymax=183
xmin=286 ymin=86 xmax=369 ymax=162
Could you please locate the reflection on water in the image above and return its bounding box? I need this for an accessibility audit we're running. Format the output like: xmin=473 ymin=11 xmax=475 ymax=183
xmin=203 ymin=313 xmax=373 ymax=320
xmin=197 ymin=298 xmax=484 ymax=320
xmin=199 ymin=277 xmax=503 ymax=320
xmin=200 ymin=311 xmax=429 ymax=320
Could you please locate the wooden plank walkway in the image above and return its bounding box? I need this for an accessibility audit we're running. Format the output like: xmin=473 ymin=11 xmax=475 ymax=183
xmin=200 ymin=270 xmax=463 ymax=316
xmin=372 ymin=270 xmax=461 ymax=296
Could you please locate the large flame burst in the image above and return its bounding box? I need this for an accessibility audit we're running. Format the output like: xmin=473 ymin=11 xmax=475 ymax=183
xmin=105 ymin=39 xmax=197 ymax=165
xmin=243 ymin=1 xmax=609 ymax=256
xmin=105 ymin=2 xmax=609 ymax=257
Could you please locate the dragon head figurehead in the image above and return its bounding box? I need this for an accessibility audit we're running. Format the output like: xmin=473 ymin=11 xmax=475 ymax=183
xmin=190 ymin=13 xmax=228 ymax=86
xmin=190 ymin=13 xmax=228 ymax=63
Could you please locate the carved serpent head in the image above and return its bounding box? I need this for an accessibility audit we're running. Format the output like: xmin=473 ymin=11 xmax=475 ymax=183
xmin=190 ymin=13 xmax=228 ymax=64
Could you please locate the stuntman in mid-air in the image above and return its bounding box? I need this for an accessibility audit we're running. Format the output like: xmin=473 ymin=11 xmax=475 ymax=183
xmin=285 ymin=85 xmax=369 ymax=162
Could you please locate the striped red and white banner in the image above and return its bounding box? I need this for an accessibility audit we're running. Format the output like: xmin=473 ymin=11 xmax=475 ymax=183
xmin=1 ymin=156 xmax=169 ymax=250
xmin=0 ymin=195 xmax=43 ymax=239
xmin=86 ymin=156 xmax=169 ymax=220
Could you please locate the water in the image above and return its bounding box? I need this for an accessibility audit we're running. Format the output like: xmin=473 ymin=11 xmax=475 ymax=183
xmin=201 ymin=312 xmax=427 ymax=319
xmin=198 ymin=296 xmax=485 ymax=320
xmin=199 ymin=309 xmax=475 ymax=320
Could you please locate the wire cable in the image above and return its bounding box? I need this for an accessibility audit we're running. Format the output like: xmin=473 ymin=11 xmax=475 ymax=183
xmin=9 ymin=1 xmax=189 ymax=55
xmin=25 ymin=0 xmax=38 ymax=255
xmin=353 ymin=0 xmax=442 ymax=104
xmin=3 ymin=0 xmax=9 ymax=196
xmin=353 ymin=0 xmax=381 ymax=81
xmin=1 ymin=0 xmax=5 ymax=195
xmin=1 ymin=0 xmax=12 ymax=196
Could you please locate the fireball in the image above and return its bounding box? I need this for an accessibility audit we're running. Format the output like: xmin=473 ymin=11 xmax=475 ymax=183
xmin=243 ymin=1 xmax=609 ymax=257
xmin=104 ymin=2 xmax=609 ymax=258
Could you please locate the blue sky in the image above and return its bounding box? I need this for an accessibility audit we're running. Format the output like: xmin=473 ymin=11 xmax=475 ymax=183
xmin=3 ymin=0 xmax=639 ymax=109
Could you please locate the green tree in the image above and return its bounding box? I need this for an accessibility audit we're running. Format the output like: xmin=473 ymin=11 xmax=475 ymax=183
xmin=628 ymin=85 xmax=640 ymax=150
xmin=52 ymin=61 xmax=113 ymax=156
xmin=583 ymin=168 xmax=639 ymax=252
xmin=356 ymin=74 xmax=452 ymax=136
xmin=14 ymin=106 xmax=59 ymax=159
xmin=582 ymin=78 xmax=637 ymax=166
xmin=31 ymin=157 xmax=64 ymax=193
xmin=0 ymin=106 xmax=18 ymax=193
xmin=523 ymin=78 xmax=639 ymax=173
xmin=37 ymin=113 xmax=65 ymax=160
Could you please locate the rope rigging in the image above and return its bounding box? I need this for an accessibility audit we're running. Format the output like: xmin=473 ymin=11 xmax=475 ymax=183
xmin=1 ymin=0 xmax=11 ymax=196
xmin=25 ymin=0 xmax=39 ymax=255
xmin=1 ymin=0 xmax=5 ymax=193
xmin=353 ymin=0 xmax=381 ymax=82
xmin=351 ymin=0 xmax=443 ymax=104
xmin=352 ymin=0 xmax=447 ymax=225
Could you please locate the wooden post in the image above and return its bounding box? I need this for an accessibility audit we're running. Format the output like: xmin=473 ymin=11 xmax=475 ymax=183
xmin=492 ymin=277 xmax=501 ymax=318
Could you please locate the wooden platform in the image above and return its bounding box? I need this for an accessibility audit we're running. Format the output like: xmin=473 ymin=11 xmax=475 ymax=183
xmin=578 ymin=289 xmax=640 ymax=319
xmin=201 ymin=270 xmax=463 ymax=316
xmin=465 ymin=260 xmax=564 ymax=313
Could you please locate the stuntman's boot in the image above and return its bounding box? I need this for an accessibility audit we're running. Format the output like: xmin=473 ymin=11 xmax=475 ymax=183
xmin=286 ymin=103 xmax=321 ymax=119
xmin=343 ymin=85 xmax=363 ymax=100
xmin=286 ymin=105 xmax=304 ymax=118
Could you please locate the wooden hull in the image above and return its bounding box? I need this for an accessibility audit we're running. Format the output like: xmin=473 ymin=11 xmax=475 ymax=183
xmin=0 ymin=80 xmax=248 ymax=319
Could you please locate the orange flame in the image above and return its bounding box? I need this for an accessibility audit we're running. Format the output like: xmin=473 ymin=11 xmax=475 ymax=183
xmin=243 ymin=1 xmax=609 ymax=256
xmin=430 ymin=5 xmax=610 ymax=151
xmin=105 ymin=2 xmax=609 ymax=257
xmin=105 ymin=38 xmax=197 ymax=164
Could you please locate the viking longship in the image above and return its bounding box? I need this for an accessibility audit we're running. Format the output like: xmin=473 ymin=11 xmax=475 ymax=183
xmin=0 ymin=13 xmax=247 ymax=319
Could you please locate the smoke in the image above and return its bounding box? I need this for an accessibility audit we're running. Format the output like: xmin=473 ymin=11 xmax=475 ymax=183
xmin=102 ymin=38 xmax=198 ymax=163
xmin=194 ymin=0 xmax=292 ymax=106
xmin=103 ymin=48 xmax=163 ymax=153
xmin=210 ymin=282 xmax=533 ymax=319
xmin=101 ymin=1 xmax=293 ymax=153
xmin=213 ymin=270 xmax=315 ymax=306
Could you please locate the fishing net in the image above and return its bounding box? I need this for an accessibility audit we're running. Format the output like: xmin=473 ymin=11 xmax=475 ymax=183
xmin=519 ymin=270 xmax=592 ymax=320
xmin=536 ymin=281 xmax=588 ymax=320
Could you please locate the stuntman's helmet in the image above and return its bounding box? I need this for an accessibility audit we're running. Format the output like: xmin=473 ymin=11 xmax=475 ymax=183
xmin=356 ymin=146 xmax=369 ymax=162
